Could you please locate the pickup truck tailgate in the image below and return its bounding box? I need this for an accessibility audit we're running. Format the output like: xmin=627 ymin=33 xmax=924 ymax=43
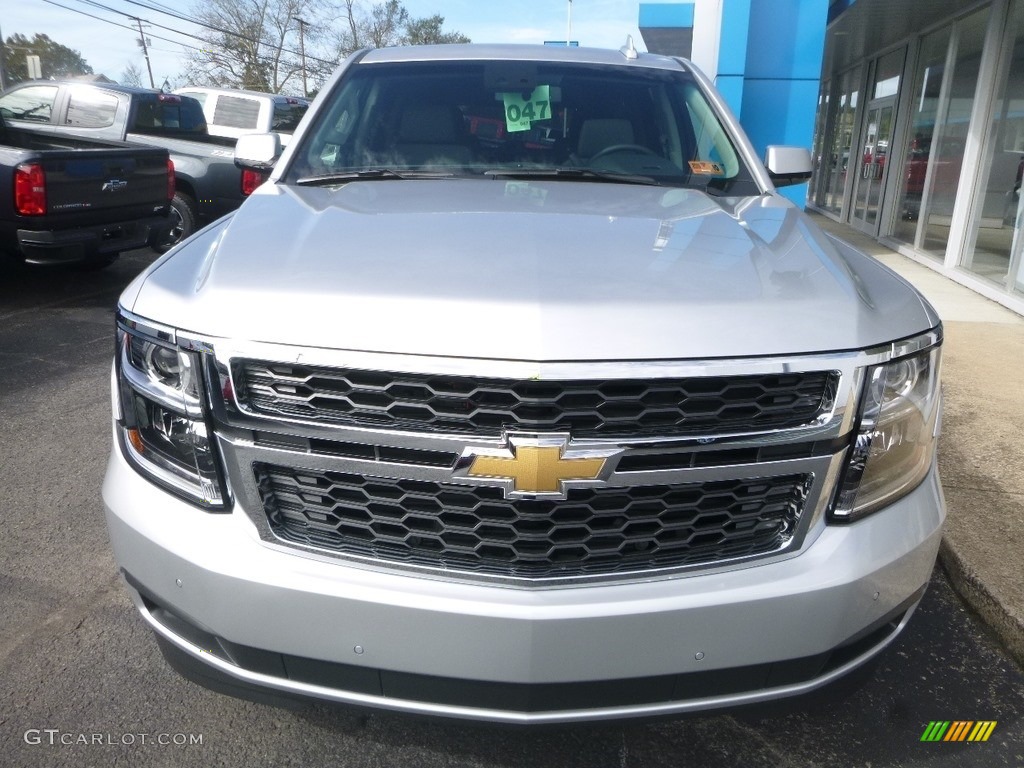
xmin=40 ymin=147 xmax=169 ymax=217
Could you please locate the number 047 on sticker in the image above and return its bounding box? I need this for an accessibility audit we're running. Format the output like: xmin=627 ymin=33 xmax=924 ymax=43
xmin=502 ymin=86 xmax=551 ymax=132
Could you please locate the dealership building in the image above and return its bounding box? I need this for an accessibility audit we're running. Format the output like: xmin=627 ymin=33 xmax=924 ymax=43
xmin=639 ymin=0 xmax=1024 ymax=314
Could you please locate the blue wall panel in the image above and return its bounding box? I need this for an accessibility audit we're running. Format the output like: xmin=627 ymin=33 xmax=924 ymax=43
xmin=746 ymin=0 xmax=828 ymax=80
xmin=639 ymin=3 xmax=695 ymax=27
xmin=718 ymin=0 xmax=753 ymax=76
xmin=715 ymin=76 xmax=747 ymax=116
xmin=724 ymin=0 xmax=828 ymax=207
xmin=740 ymin=80 xmax=821 ymax=154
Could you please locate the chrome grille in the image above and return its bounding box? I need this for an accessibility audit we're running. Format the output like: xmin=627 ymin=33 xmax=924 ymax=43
xmin=255 ymin=464 xmax=812 ymax=579
xmin=235 ymin=362 xmax=837 ymax=437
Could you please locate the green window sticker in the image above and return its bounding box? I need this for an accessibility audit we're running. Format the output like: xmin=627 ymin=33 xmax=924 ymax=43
xmin=502 ymin=86 xmax=551 ymax=133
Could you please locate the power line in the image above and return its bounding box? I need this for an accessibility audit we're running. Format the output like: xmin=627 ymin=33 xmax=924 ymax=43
xmin=36 ymin=0 xmax=335 ymax=75
xmin=129 ymin=0 xmax=185 ymax=14
xmin=68 ymin=0 xmax=260 ymax=50
xmin=77 ymin=0 xmax=335 ymax=65
xmin=36 ymin=0 xmax=154 ymax=36
xmin=38 ymin=0 xmax=207 ymax=55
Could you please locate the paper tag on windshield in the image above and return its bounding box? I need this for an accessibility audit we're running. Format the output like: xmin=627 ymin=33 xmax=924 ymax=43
xmin=689 ymin=160 xmax=725 ymax=175
xmin=502 ymin=86 xmax=551 ymax=133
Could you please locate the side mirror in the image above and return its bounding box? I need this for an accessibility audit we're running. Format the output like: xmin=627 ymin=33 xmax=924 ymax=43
xmin=234 ymin=132 xmax=281 ymax=172
xmin=765 ymin=146 xmax=813 ymax=188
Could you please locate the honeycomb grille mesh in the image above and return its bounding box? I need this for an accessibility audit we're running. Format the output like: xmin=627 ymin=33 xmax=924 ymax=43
xmin=255 ymin=464 xmax=811 ymax=579
xmin=236 ymin=362 xmax=836 ymax=437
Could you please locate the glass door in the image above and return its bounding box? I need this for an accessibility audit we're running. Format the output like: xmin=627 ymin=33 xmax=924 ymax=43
xmin=851 ymin=97 xmax=896 ymax=231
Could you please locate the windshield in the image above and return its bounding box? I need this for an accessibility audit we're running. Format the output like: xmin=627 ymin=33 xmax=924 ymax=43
xmin=287 ymin=60 xmax=759 ymax=193
xmin=130 ymin=95 xmax=207 ymax=136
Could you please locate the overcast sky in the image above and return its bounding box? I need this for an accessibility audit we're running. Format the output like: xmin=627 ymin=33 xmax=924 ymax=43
xmin=3 ymin=0 xmax=648 ymax=89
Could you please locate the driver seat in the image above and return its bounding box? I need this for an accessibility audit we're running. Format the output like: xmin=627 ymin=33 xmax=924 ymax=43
xmin=576 ymin=118 xmax=635 ymax=160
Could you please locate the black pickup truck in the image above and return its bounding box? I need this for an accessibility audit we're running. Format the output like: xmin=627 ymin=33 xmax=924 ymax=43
xmin=0 ymin=81 xmax=260 ymax=251
xmin=0 ymin=110 xmax=171 ymax=267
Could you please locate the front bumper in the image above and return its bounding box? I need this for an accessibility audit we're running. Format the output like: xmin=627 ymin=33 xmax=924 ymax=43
xmin=103 ymin=441 xmax=944 ymax=723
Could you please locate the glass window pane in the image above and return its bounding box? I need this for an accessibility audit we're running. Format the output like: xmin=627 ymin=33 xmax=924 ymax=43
xmin=213 ymin=96 xmax=261 ymax=130
xmin=66 ymin=90 xmax=119 ymax=129
xmin=809 ymin=81 xmax=829 ymax=202
xmin=891 ymin=28 xmax=952 ymax=247
xmin=920 ymin=8 xmax=987 ymax=255
xmin=0 ymin=85 xmax=59 ymax=123
xmin=965 ymin=0 xmax=1024 ymax=292
xmin=818 ymin=66 xmax=860 ymax=215
xmin=872 ymin=49 xmax=904 ymax=100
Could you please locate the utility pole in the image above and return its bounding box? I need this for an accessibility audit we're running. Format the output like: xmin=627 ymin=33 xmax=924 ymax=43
xmin=567 ymin=0 xmax=572 ymax=47
xmin=293 ymin=16 xmax=309 ymax=98
xmin=133 ymin=17 xmax=155 ymax=89
xmin=0 ymin=23 xmax=7 ymax=91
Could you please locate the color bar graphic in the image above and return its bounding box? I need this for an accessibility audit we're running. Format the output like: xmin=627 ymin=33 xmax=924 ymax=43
xmin=920 ymin=721 xmax=997 ymax=742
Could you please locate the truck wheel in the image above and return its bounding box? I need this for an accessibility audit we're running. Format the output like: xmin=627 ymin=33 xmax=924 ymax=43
xmin=155 ymin=192 xmax=197 ymax=254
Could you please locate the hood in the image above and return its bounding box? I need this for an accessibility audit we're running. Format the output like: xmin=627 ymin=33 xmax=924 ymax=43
xmin=128 ymin=180 xmax=938 ymax=361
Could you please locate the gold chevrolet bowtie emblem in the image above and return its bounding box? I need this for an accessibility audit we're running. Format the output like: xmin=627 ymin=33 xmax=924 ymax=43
xmin=469 ymin=445 xmax=606 ymax=493
xmin=456 ymin=435 xmax=621 ymax=499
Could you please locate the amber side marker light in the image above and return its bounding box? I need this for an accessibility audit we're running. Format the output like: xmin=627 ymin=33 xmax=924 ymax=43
xmin=127 ymin=428 xmax=146 ymax=454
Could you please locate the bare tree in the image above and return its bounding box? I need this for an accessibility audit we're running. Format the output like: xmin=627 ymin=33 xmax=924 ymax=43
xmin=334 ymin=1 xmax=469 ymax=58
xmin=366 ymin=0 xmax=408 ymax=48
xmin=120 ymin=62 xmax=145 ymax=88
xmin=183 ymin=0 xmax=328 ymax=93
xmin=179 ymin=0 xmax=469 ymax=94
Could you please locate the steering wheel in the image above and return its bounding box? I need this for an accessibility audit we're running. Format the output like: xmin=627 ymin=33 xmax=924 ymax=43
xmin=590 ymin=144 xmax=659 ymax=161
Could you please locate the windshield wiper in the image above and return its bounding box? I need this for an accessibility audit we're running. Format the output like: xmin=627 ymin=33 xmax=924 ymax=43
xmin=296 ymin=169 xmax=457 ymax=186
xmin=483 ymin=167 xmax=660 ymax=186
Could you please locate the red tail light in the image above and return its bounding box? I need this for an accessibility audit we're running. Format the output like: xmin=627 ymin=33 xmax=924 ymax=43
xmin=14 ymin=163 xmax=46 ymax=216
xmin=167 ymin=159 xmax=176 ymax=201
xmin=241 ymin=169 xmax=267 ymax=196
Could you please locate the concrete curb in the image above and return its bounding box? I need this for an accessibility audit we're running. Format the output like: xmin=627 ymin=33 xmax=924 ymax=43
xmin=938 ymin=539 xmax=1024 ymax=669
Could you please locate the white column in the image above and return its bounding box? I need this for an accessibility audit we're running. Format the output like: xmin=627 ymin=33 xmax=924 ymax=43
xmin=690 ymin=0 xmax=724 ymax=78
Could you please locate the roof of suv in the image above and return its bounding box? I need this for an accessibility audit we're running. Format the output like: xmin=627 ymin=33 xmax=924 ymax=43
xmin=359 ymin=42 xmax=692 ymax=72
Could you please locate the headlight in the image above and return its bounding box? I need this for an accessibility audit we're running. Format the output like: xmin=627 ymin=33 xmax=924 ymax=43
xmin=115 ymin=316 xmax=228 ymax=510
xmin=830 ymin=339 xmax=941 ymax=522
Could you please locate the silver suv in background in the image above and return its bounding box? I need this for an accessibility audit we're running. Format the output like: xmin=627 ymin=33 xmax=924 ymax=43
xmin=104 ymin=42 xmax=945 ymax=724
xmin=174 ymin=87 xmax=310 ymax=146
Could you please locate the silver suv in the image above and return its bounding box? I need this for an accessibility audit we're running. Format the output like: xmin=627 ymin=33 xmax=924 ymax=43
xmin=104 ymin=42 xmax=944 ymax=724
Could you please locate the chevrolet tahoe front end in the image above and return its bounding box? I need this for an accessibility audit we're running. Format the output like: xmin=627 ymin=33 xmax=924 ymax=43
xmin=102 ymin=44 xmax=944 ymax=724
